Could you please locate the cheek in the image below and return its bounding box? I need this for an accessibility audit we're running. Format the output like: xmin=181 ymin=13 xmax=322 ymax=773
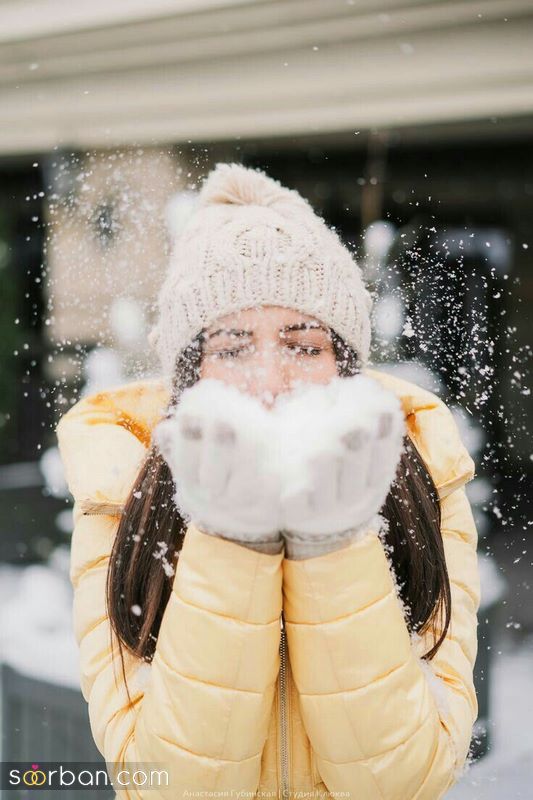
xmin=200 ymin=358 xmax=229 ymax=380
xmin=289 ymin=351 xmax=338 ymax=382
xmin=199 ymin=358 xmax=250 ymax=391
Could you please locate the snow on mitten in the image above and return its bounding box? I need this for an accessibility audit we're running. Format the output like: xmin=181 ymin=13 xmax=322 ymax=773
xmin=274 ymin=374 xmax=406 ymax=560
xmin=153 ymin=378 xmax=284 ymax=554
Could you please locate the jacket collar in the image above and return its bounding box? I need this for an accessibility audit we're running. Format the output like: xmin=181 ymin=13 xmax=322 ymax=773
xmin=366 ymin=367 xmax=475 ymax=497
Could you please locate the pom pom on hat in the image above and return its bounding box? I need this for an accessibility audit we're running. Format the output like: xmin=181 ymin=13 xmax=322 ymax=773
xmin=197 ymin=161 xmax=312 ymax=214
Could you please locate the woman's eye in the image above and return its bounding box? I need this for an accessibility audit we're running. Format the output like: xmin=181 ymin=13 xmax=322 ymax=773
xmin=286 ymin=344 xmax=322 ymax=356
xmin=207 ymin=344 xmax=254 ymax=359
xmin=212 ymin=349 xmax=243 ymax=358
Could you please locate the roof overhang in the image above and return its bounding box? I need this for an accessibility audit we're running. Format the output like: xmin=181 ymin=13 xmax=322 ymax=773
xmin=1 ymin=0 xmax=532 ymax=154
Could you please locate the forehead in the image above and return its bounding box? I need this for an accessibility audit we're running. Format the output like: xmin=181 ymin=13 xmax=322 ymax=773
xmin=205 ymin=305 xmax=327 ymax=333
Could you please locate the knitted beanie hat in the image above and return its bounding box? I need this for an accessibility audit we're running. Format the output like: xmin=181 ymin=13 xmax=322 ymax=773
xmin=148 ymin=162 xmax=373 ymax=382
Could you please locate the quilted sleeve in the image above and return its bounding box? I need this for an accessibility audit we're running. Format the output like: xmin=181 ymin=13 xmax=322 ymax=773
xmin=57 ymin=405 xmax=283 ymax=799
xmin=282 ymin=421 xmax=480 ymax=800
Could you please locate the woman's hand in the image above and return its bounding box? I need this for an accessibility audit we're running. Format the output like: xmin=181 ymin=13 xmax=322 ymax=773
xmin=275 ymin=375 xmax=406 ymax=558
xmin=153 ymin=378 xmax=283 ymax=550
xmin=153 ymin=374 xmax=405 ymax=559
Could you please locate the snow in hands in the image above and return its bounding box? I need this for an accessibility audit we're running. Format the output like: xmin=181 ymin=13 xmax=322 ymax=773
xmin=153 ymin=374 xmax=406 ymax=543
xmin=274 ymin=375 xmax=406 ymax=537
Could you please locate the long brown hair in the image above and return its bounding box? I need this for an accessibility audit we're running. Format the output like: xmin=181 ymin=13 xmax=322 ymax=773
xmin=106 ymin=329 xmax=450 ymax=703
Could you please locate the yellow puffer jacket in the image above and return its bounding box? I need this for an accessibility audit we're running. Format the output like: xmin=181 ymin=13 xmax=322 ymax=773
xmin=55 ymin=368 xmax=480 ymax=800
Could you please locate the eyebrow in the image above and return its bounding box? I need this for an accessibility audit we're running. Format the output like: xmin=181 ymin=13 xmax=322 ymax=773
xmin=205 ymin=322 xmax=329 ymax=340
xmin=205 ymin=328 xmax=252 ymax=340
xmin=280 ymin=323 xmax=329 ymax=334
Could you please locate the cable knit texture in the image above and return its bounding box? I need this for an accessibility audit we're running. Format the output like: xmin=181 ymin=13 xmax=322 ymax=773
xmin=148 ymin=162 xmax=373 ymax=383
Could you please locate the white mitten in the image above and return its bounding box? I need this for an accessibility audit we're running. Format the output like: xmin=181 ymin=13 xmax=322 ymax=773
xmin=153 ymin=378 xmax=283 ymax=553
xmin=274 ymin=374 xmax=406 ymax=559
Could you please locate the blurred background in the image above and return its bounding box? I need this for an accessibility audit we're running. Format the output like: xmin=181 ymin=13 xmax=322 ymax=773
xmin=0 ymin=1 xmax=532 ymax=798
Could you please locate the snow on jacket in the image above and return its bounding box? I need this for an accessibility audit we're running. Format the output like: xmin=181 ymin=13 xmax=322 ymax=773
xmin=55 ymin=367 xmax=480 ymax=800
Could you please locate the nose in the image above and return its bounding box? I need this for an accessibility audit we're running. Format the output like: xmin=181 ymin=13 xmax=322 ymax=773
xmin=246 ymin=345 xmax=291 ymax=409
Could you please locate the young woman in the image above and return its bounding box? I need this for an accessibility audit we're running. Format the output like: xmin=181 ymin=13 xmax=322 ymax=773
xmin=56 ymin=163 xmax=480 ymax=800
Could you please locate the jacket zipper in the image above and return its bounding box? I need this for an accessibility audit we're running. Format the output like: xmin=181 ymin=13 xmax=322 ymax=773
xmin=279 ymin=610 xmax=290 ymax=798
